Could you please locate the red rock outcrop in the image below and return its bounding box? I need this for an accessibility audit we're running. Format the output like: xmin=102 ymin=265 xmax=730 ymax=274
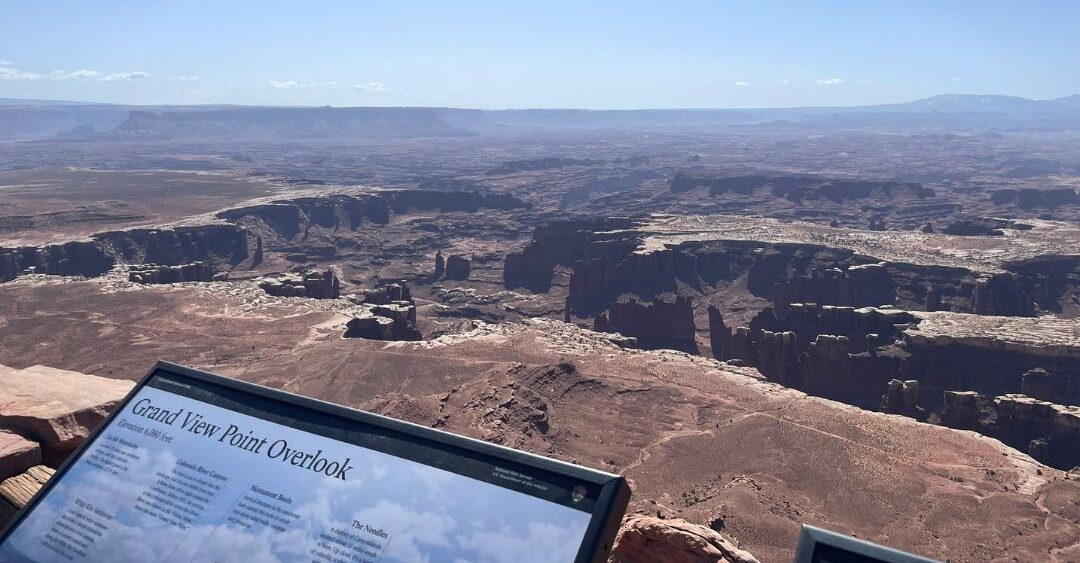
xmin=503 ymin=218 xmax=640 ymax=293
xmin=0 ymin=364 xmax=134 ymax=465
xmin=610 ymin=515 xmax=759 ymax=563
xmin=0 ymin=432 xmax=41 ymax=482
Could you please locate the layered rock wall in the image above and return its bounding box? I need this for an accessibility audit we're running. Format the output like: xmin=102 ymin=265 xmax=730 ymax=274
xmin=0 ymin=224 xmax=250 ymax=283
xmin=503 ymin=218 xmax=640 ymax=293
xmin=943 ymin=392 xmax=1080 ymax=471
xmin=129 ymin=261 xmax=214 ymax=284
xmin=593 ymin=296 xmax=698 ymax=353
xmin=715 ymin=304 xmax=1080 ymax=468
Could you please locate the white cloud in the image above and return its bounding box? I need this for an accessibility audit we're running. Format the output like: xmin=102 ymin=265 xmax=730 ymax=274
xmin=0 ymin=66 xmax=42 ymax=80
xmin=354 ymin=81 xmax=389 ymax=92
xmin=102 ymin=71 xmax=149 ymax=81
xmin=774 ymin=78 xmax=790 ymax=85
xmin=815 ymin=77 xmax=844 ymax=85
xmin=858 ymin=78 xmax=876 ymax=85
xmin=0 ymin=60 xmax=12 ymax=66
xmin=734 ymin=81 xmax=750 ymax=87
xmin=952 ymin=77 xmax=963 ymax=82
xmin=270 ymin=80 xmax=338 ymax=89
xmin=171 ymin=75 xmax=199 ymax=82
xmin=1 ymin=65 xmax=149 ymax=82
xmin=50 ymin=69 xmax=100 ymax=80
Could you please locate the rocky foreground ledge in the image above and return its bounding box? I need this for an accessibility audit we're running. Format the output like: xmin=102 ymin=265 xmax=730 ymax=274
xmin=0 ymin=364 xmax=133 ymax=520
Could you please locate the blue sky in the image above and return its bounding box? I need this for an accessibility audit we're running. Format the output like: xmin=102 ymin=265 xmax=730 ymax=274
xmin=1 ymin=1 xmax=1077 ymax=109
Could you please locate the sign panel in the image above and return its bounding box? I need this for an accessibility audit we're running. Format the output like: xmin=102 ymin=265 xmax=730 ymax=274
xmin=0 ymin=362 xmax=629 ymax=563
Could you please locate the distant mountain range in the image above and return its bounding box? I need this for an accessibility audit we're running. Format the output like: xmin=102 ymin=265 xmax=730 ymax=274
xmin=1 ymin=94 xmax=1079 ymax=141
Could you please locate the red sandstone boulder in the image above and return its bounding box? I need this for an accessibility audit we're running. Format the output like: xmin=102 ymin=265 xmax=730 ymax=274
xmin=0 ymin=431 xmax=41 ymax=481
xmin=610 ymin=515 xmax=759 ymax=563
xmin=0 ymin=364 xmax=134 ymax=465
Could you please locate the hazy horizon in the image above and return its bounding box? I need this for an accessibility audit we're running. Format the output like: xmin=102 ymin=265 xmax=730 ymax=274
xmin=2 ymin=91 xmax=1078 ymax=112
xmin=3 ymin=1 xmax=1079 ymax=110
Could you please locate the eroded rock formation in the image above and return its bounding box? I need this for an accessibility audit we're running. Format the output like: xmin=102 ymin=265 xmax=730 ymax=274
xmin=503 ymin=218 xmax=640 ymax=293
xmin=434 ymin=251 xmax=445 ymax=279
xmin=508 ymin=216 xmax=1073 ymax=319
xmin=344 ymin=281 xmax=422 ymax=341
xmin=258 ymin=266 xmax=342 ymax=299
xmin=594 ymin=296 xmax=698 ymax=353
xmin=610 ymin=515 xmax=759 ymax=563
xmin=444 ymin=254 xmax=471 ymax=281
xmin=881 ymin=379 xmax=922 ymax=418
xmin=942 ymin=392 xmax=1080 ymax=471
xmin=715 ymin=304 xmax=1080 ymax=468
xmin=567 ymin=238 xmax=1039 ymax=316
xmin=1022 ymin=368 xmax=1080 ymax=405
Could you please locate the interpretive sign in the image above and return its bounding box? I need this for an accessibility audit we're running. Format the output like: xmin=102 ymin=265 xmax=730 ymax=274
xmin=0 ymin=361 xmax=630 ymax=563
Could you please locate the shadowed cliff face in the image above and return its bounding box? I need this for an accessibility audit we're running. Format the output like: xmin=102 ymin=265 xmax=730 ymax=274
xmin=713 ymin=304 xmax=1080 ymax=469
xmin=0 ymin=224 xmax=251 ymax=282
xmin=503 ymin=218 xmax=641 ymax=293
xmin=594 ymin=296 xmax=699 ymax=353
xmin=0 ymin=189 xmax=528 ymax=283
xmin=505 ymin=219 xmax=1070 ymax=317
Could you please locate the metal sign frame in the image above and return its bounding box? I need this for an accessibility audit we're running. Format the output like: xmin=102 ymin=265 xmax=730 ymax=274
xmin=794 ymin=524 xmax=941 ymax=563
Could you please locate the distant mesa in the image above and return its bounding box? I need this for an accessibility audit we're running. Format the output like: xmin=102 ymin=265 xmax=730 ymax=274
xmin=5 ymin=92 xmax=1080 ymax=141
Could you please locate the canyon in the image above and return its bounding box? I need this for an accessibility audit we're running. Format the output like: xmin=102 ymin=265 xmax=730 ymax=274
xmin=1 ymin=98 xmax=1079 ymax=561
